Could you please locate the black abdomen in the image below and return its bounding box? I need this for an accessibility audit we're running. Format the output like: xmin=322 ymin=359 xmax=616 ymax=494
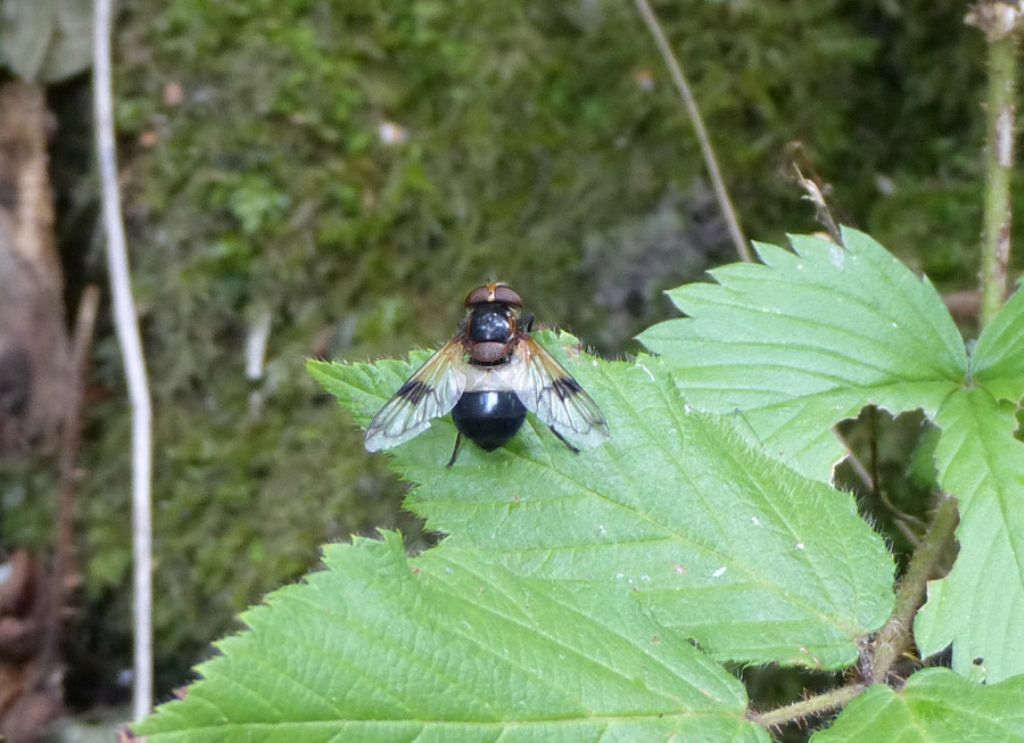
xmin=452 ymin=391 xmax=526 ymax=451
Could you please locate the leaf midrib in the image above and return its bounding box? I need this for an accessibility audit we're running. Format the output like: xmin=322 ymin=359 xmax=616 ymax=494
xmin=147 ymin=707 xmax=749 ymax=732
xmin=430 ymin=550 xmax=737 ymax=706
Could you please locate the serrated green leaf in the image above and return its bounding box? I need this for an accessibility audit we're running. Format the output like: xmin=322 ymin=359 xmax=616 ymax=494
xmin=310 ymin=336 xmax=895 ymax=668
xmin=812 ymin=668 xmax=1024 ymax=742
xmin=137 ymin=533 xmax=767 ymax=742
xmin=914 ymin=388 xmax=1024 ymax=682
xmin=973 ymin=285 xmax=1024 ymax=402
xmin=633 ymin=228 xmax=1024 ymax=681
xmin=638 ymin=228 xmax=965 ymax=481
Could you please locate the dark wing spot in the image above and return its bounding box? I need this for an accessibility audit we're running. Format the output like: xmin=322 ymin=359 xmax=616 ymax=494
xmin=396 ymin=379 xmax=432 ymax=405
xmin=552 ymin=376 xmax=583 ymax=400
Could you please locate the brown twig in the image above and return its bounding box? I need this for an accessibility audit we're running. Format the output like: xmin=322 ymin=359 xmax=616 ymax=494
xmin=633 ymin=0 xmax=752 ymax=263
xmin=749 ymin=684 xmax=866 ymax=730
xmin=864 ymin=407 xmax=927 ymax=537
xmin=835 ymin=429 xmax=874 ymax=492
xmin=793 ymin=164 xmax=843 ymax=245
xmin=37 ymin=286 xmax=100 ymax=686
xmin=834 ymin=422 xmax=926 ymax=544
xmin=867 ymin=407 xmax=881 ymax=500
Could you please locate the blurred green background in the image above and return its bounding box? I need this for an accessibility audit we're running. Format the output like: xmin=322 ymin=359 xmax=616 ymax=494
xmin=0 ymin=0 xmax=1012 ymax=710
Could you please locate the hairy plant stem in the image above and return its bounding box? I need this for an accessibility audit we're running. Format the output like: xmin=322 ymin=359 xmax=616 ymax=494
xmin=633 ymin=0 xmax=752 ymax=263
xmin=749 ymin=684 xmax=866 ymax=729
xmin=974 ymin=3 xmax=1021 ymax=326
xmin=868 ymin=495 xmax=959 ymax=683
xmin=749 ymin=496 xmax=959 ymax=729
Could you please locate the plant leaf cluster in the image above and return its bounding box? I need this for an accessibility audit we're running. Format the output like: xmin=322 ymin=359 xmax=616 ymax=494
xmin=1 ymin=0 xmax=1014 ymax=714
xmin=0 ymin=0 xmax=991 ymax=690
xmin=641 ymin=228 xmax=1024 ymax=685
xmin=139 ymin=230 xmax=1024 ymax=739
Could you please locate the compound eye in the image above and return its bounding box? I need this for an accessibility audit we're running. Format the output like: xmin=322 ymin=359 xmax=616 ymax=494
xmin=464 ymin=285 xmax=492 ymax=307
xmin=491 ymin=284 xmax=522 ymax=307
xmin=465 ymin=283 xmax=523 ymax=307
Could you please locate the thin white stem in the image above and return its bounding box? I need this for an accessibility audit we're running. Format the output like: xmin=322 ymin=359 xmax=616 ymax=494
xmin=633 ymin=0 xmax=752 ymax=263
xmin=93 ymin=0 xmax=154 ymax=721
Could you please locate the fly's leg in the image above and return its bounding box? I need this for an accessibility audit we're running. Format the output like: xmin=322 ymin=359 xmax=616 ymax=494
xmin=548 ymin=426 xmax=580 ymax=454
xmin=446 ymin=432 xmax=466 ymax=468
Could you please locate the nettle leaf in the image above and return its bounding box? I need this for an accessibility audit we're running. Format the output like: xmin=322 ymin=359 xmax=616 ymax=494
xmin=812 ymin=668 xmax=1024 ymax=741
xmin=912 ymin=289 xmax=1024 ymax=683
xmin=637 ymin=228 xmax=1024 ymax=680
xmin=638 ymin=228 xmax=965 ymax=481
xmin=914 ymin=387 xmax=1024 ymax=682
xmin=137 ymin=533 xmax=767 ymax=742
xmin=973 ymin=284 xmax=1024 ymax=402
xmin=311 ymin=338 xmax=894 ymax=669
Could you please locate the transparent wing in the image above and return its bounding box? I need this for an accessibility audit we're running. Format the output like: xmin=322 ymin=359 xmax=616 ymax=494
xmin=364 ymin=340 xmax=467 ymax=452
xmin=511 ymin=336 xmax=610 ymax=450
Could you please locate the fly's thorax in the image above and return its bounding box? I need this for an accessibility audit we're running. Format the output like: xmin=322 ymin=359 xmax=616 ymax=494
xmin=468 ymin=303 xmax=518 ymax=340
xmin=465 ymin=303 xmax=521 ymax=363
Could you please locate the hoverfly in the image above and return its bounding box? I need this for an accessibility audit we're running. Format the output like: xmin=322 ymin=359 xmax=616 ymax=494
xmin=364 ymin=282 xmax=610 ymax=466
